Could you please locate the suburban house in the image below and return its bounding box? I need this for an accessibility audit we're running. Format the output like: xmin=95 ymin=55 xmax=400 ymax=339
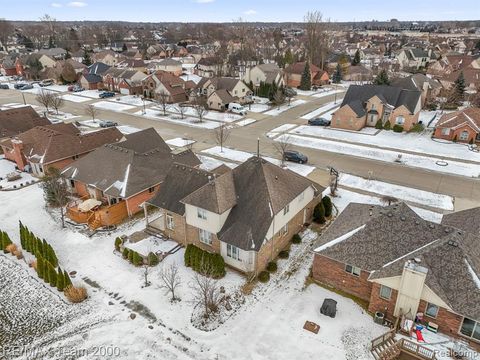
xmin=391 ymin=74 xmax=443 ymax=106
xmin=331 ymin=85 xmax=422 ymax=131
xmin=433 ymin=108 xmax=480 ymax=143
xmin=0 ymin=106 xmax=50 ymax=141
xmin=343 ymin=65 xmax=373 ymax=82
xmin=284 ymin=62 xmax=330 ymax=88
xmin=37 ymin=48 xmax=68 ymax=60
xmin=102 ymin=68 xmax=147 ymax=94
xmin=92 ymin=50 xmax=125 ymax=67
xmin=195 ymin=57 xmax=226 ymax=78
xmin=243 ymin=63 xmax=285 ymax=87
xmin=147 ymin=58 xmax=183 ymax=76
xmin=142 ymin=70 xmax=196 ymax=103
xmin=79 ymin=73 xmax=103 ymax=90
xmin=0 ymin=123 xmax=122 ymax=177
xmin=145 ymin=156 xmax=324 ymax=273
xmin=396 ymin=48 xmax=436 ymax=70
xmin=62 ymin=128 xmax=200 ymax=229
xmin=116 ymin=59 xmax=147 ymax=73
xmin=87 ymin=62 xmax=111 ymax=76
xmin=312 ymin=202 xmax=480 ymax=350
xmin=196 ymin=77 xmax=252 ymax=110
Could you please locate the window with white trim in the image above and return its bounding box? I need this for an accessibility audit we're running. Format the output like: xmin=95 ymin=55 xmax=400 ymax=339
xmin=425 ymin=302 xmax=439 ymax=318
xmin=199 ymin=229 xmax=212 ymax=245
xmin=283 ymin=204 xmax=290 ymax=215
xmin=379 ymin=285 xmax=392 ymax=300
xmin=227 ymin=244 xmax=241 ymax=261
xmin=460 ymin=317 xmax=480 ymax=341
xmin=345 ymin=264 xmax=361 ymax=276
xmin=166 ymin=214 xmax=174 ymax=230
xmin=460 ymin=130 xmax=469 ymax=141
xmin=298 ymin=191 xmax=305 ymax=203
xmin=396 ymin=116 xmax=405 ymax=125
xmin=441 ymin=128 xmax=450 ymax=136
xmin=197 ymin=208 xmax=207 ymax=220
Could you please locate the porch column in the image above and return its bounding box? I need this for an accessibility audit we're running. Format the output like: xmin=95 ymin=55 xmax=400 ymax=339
xmin=143 ymin=203 xmax=149 ymax=227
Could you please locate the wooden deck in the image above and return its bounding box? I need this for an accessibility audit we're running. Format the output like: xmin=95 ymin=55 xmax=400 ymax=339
xmin=67 ymin=201 xmax=128 ymax=230
xmin=371 ymin=330 xmax=437 ymax=360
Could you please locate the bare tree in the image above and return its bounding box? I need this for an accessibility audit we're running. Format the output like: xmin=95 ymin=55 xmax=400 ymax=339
xmin=159 ymin=263 xmax=182 ymax=302
xmin=191 ymin=264 xmax=222 ymax=319
xmin=304 ymin=11 xmax=330 ymax=68
xmin=0 ymin=20 xmax=14 ymax=51
xmin=214 ymin=123 xmax=231 ymax=153
xmin=192 ymin=98 xmax=208 ymax=123
xmin=272 ymin=90 xmax=285 ymax=109
xmin=157 ymin=91 xmax=170 ymax=116
xmin=143 ymin=265 xmax=151 ymax=288
xmin=85 ymin=104 xmax=99 ymax=122
xmin=273 ymin=135 xmax=292 ymax=166
xmin=174 ymin=104 xmax=188 ymax=119
xmin=50 ymin=93 xmax=65 ymax=115
xmin=40 ymin=167 xmax=69 ymax=228
xmin=35 ymin=90 xmax=55 ymax=113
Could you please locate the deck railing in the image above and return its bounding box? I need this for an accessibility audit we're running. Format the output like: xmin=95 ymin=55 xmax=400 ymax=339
xmin=399 ymin=338 xmax=437 ymax=360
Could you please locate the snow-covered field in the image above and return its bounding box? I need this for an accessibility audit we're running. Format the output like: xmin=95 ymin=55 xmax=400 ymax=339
xmin=0 ymin=158 xmax=36 ymax=190
xmin=247 ymin=103 xmax=271 ymax=113
xmin=166 ymin=137 xmax=196 ymax=148
xmin=93 ymin=101 xmax=136 ymax=112
xmin=201 ymin=146 xmax=315 ymax=177
xmin=75 ymin=90 xmax=103 ymax=99
xmin=338 ymin=174 xmax=454 ymax=211
xmin=289 ymin=126 xmax=478 ymax=163
xmin=278 ymin=134 xmax=480 ymax=178
xmin=110 ymin=95 xmax=152 ymax=107
xmin=60 ymin=93 xmax=91 ymax=103
xmin=165 ymin=105 xmax=243 ymax=123
xmin=300 ymin=101 xmax=340 ymax=120
xmin=124 ymin=236 xmax=178 ymax=257
xmin=117 ymin=125 xmax=142 ymax=134
xmin=264 ymin=99 xmax=307 ymax=116
xmin=136 ymin=109 xmax=221 ymax=129
xmin=312 ymin=89 xmax=344 ymax=98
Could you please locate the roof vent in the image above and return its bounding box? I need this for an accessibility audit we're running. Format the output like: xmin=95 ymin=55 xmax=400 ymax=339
xmin=400 ymin=216 xmax=406 ymax=221
xmin=445 ymin=228 xmax=450 ymax=233
xmin=429 ymin=224 xmax=435 ymax=229
xmin=415 ymin=220 xmax=420 ymax=225
xmin=414 ymin=257 xmax=421 ymax=263
xmin=387 ymin=212 xmax=393 ymax=217
xmin=447 ymin=240 xmax=459 ymax=247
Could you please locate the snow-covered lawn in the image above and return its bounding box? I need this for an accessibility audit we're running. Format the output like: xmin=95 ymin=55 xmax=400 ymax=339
xmin=22 ymin=87 xmax=56 ymax=95
xmin=0 ymin=157 xmax=36 ymax=190
xmin=110 ymin=95 xmax=152 ymax=107
xmin=198 ymin=155 xmax=238 ymax=171
xmin=278 ymin=134 xmax=480 ymax=178
xmin=312 ymin=89 xmax=344 ymax=98
xmin=289 ymin=126 xmax=479 ymax=163
xmin=419 ymin=110 xmax=439 ymax=127
xmin=247 ymin=102 xmax=270 ymax=113
xmin=264 ymin=99 xmax=307 ymax=116
xmin=135 ymin=108 xmax=221 ymax=129
xmin=301 ymin=101 xmax=340 ymax=120
xmin=124 ymin=236 xmax=178 ymax=257
xmin=75 ymin=90 xmax=103 ymax=99
xmin=235 ymin=118 xmax=256 ymax=127
xmin=44 ymin=84 xmax=70 ymax=93
xmin=267 ymin=123 xmax=299 ymax=138
xmin=165 ymin=105 xmax=243 ymax=123
xmin=202 ymin=146 xmax=315 ymax=177
xmin=78 ymin=119 xmax=101 ymax=128
xmin=165 ymin=137 xmax=195 ymax=148
xmin=93 ymin=101 xmax=136 ymax=112
xmin=338 ymin=173 xmax=454 ymax=211
xmin=60 ymin=93 xmax=92 ymax=103
xmin=117 ymin=125 xmax=142 ymax=134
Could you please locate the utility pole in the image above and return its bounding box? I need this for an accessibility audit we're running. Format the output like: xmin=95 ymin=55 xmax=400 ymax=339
xmin=257 ymin=138 xmax=260 ymax=157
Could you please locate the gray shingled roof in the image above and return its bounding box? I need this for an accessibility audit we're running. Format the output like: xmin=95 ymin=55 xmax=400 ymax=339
xmin=442 ymin=207 xmax=480 ymax=236
xmin=341 ymin=85 xmax=421 ymax=114
xmin=0 ymin=106 xmax=50 ymax=138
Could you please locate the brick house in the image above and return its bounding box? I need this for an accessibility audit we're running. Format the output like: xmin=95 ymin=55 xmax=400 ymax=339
xmin=0 ymin=123 xmax=122 ymax=177
xmin=62 ymin=128 xmax=200 ymax=229
xmin=194 ymin=57 xmax=226 ymax=78
xmin=312 ymin=202 xmax=480 ymax=350
xmin=284 ymin=62 xmax=329 ymax=88
xmin=391 ymin=73 xmax=443 ymax=107
xmin=0 ymin=106 xmax=50 ymax=142
xmin=142 ymin=70 xmax=196 ymax=103
xmin=145 ymin=156 xmax=324 ymax=273
xmin=102 ymin=68 xmax=147 ymax=94
xmin=196 ymin=77 xmax=252 ymax=108
xmin=434 ymin=108 xmax=480 ymax=144
xmin=331 ymin=85 xmax=422 ymax=131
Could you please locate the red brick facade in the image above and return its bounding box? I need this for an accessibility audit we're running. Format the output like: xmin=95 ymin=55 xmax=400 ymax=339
xmin=433 ymin=124 xmax=479 ymax=144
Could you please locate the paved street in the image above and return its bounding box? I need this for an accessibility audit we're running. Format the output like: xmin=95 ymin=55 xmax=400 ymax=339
xmin=1 ymin=87 xmax=479 ymax=206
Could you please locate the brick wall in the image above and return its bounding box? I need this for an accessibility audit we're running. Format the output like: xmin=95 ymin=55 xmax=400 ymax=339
xmin=185 ymin=224 xmax=221 ymax=254
xmin=162 ymin=211 xmax=187 ymax=246
xmin=312 ymin=254 xmax=373 ymax=302
xmin=331 ymin=106 xmax=366 ymax=131
xmin=388 ymin=107 xmax=420 ymax=131
xmin=125 ymin=185 xmax=160 ymax=216
xmin=434 ymin=124 xmax=478 ymax=143
xmin=368 ymin=282 xmax=399 ymax=321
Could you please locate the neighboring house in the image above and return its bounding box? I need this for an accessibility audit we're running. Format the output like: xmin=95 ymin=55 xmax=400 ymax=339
xmin=102 ymin=68 xmax=147 ymax=94
xmin=146 ymin=156 xmax=324 ymax=273
xmin=391 ymin=74 xmax=443 ymax=106
xmin=0 ymin=123 xmax=122 ymax=177
xmin=343 ymin=65 xmax=373 ymax=82
xmin=284 ymin=62 xmax=329 ymax=88
xmin=142 ymin=70 xmax=195 ymax=103
xmin=439 ymin=68 xmax=480 ymax=92
xmin=37 ymin=48 xmax=67 ymax=60
xmin=87 ymin=62 xmax=111 ymax=76
xmin=79 ymin=73 xmax=103 ymax=90
xmin=433 ymin=108 xmax=480 ymax=143
xmin=396 ymin=48 xmax=436 ymax=70
xmin=0 ymin=55 xmax=20 ymax=76
xmin=195 ymin=57 xmax=226 ymax=78
xmin=147 ymin=58 xmax=183 ymax=76
xmin=196 ymin=76 xmax=252 ymax=109
xmin=92 ymin=50 xmax=125 ymax=66
xmin=243 ymin=63 xmax=285 ymax=87
xmin=62 ymin=128 xmax=200 ymax=229
xmin=116 ymin=59 xmax=147 ymax=72
xmin=0 ymin=106 xmax=50 ymax=141
xmin=312 ymin=202 xmax=480 ymax=350
xmin=331 ymin=85 xmax=422 ymax=131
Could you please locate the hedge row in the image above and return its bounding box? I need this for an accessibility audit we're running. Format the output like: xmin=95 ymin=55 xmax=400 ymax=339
xmin=122 ymin=248 xmax=144 ymax=266
xmin=184 ymin=244 xmax=225 ymax=278
xmin=0 ymin=231 xmax=13 ymax=253
xmin=20 ymin=221 xmax=58 ymax=267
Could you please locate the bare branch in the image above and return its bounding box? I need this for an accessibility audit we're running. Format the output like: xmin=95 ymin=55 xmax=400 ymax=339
xmin=190 ymin=263 xmax=222 ymax=319
xmin=273 ymin=134 xmax=292 ymax=166
xmin=50 ymin=93 xmax=64 ymax=115
xmin=159 ymin=263 xmax=182 ymax=301
xmin=214 ymin=123 xmax=231 ymax=153
xmin=85 ymin=104 xmax=99 ymax=121
xmin=156 ymin=91 xmax=170 ymax=116
xmin=35 ymin=89 xmax=55 ymax=113
xmin=192 ymin=97 xmax=208 ymax=123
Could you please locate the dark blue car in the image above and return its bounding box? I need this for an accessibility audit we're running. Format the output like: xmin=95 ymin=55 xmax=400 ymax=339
xmin=284 ymin=150 xmax=308 ymax=164
xmin=99 ymin=91 xmax=115 ymax=98
xmin=308 ymin=117 xmax=331 ymax=126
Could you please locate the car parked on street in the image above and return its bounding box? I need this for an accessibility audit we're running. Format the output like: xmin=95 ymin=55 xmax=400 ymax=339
xmin=308 ymin=117 xmax=331 ymax=126
xmin=68 ymin=85 xmax=84 ymax=92
xmin=99 ymin=120 xmax=118 ymax=128
xmin=0 ymin=84 xmax=10 ymax=90
xmin=39 ymin=79 xmax=54 ymax=87
xmin=99 ymin=91 xmax=115 ymax=98
xmin=14 ymin=83 xmax=28 ymax=90
xmin=283 ymin=150 xmax=308 ymax=164
xmin=19 ymin=84 xmax=34 ymax=90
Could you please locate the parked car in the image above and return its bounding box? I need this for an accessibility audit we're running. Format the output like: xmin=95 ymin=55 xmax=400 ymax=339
xmin=0 ymin=84 xmax=9 ymax=90
xmin=284 ymin=150 xmax=308 ymax=164
xmin=99 ymin=120 xmax=118 ymax=128
xmin=19 ymin=84 xmax=33 ymax=90
xmin=14 ymin=83 xmax=27 ymax=90
xmin=228 ymin=102 xmax=247 ymax=115
xmin=39 ymin=79 xmax=54 ymax=87
xmin=99 ymin=91 xmax=115 ymax=98
xmin=68 ymin=84 xmax=84 ymax=92
xmin=308 ymin=117 xmax=331 ymax=126
xmin=285 ymin=87 xmax=297 ymax=97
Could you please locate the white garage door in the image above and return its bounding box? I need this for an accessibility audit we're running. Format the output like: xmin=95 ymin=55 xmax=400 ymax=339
xmin=120 ymin=88 xmax=129 ymax=95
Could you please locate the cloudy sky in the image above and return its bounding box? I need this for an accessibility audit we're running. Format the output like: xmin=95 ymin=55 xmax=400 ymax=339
xmin=1 ymin=0 xmax=479 ymax=22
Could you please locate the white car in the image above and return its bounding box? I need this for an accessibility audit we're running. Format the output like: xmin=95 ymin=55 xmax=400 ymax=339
xmin=228 ymin=103 xmax=247 ymax=115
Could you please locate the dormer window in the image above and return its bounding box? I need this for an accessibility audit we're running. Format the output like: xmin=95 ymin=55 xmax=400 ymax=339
xmin=197 ymin=208 xmax=207 ymax=220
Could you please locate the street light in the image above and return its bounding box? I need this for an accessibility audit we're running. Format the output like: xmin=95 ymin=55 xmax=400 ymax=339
xmin=21 ymin=92 xmax=26 ymax=105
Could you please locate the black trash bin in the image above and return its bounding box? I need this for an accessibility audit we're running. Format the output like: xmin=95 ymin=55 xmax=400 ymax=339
xmin=320 ymin=298 xmax=337 ymax=318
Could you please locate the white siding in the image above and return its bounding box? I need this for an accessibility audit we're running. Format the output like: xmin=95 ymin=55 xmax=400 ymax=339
xmin=185 ymin=204 xmax=231 ymax=234
xmin=220 ymin=241 xmax=255 ymax=273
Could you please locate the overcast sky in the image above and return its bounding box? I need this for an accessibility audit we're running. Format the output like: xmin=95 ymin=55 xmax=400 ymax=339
xmin=2 ymin=0 xmax=479 ymax=22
